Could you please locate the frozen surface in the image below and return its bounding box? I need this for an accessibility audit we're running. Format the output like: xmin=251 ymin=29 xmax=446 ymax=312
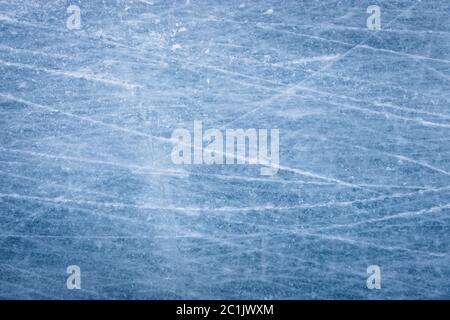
xmin=0 ymin=0 xmax=450 ymax=299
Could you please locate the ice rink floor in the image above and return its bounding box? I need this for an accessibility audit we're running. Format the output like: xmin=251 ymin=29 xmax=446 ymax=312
xmin=0 ymin=0 xmax=449 ymax=299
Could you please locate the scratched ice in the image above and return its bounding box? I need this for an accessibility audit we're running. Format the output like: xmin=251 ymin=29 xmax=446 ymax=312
xmin=0 ymin=0 xmax=449 ymax=299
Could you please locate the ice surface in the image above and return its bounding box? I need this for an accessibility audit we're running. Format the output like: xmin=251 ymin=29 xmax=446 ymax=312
xmin=0 ymin=0 xmax=449 ymax=299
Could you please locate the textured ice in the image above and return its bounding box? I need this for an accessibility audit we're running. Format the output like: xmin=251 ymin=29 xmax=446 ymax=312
xmin=0 ymin=0 xmax=449 ymax=299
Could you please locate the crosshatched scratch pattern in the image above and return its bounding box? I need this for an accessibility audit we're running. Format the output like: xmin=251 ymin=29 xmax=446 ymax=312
xmin=0 ymin=0 xmax=449 ymax=299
